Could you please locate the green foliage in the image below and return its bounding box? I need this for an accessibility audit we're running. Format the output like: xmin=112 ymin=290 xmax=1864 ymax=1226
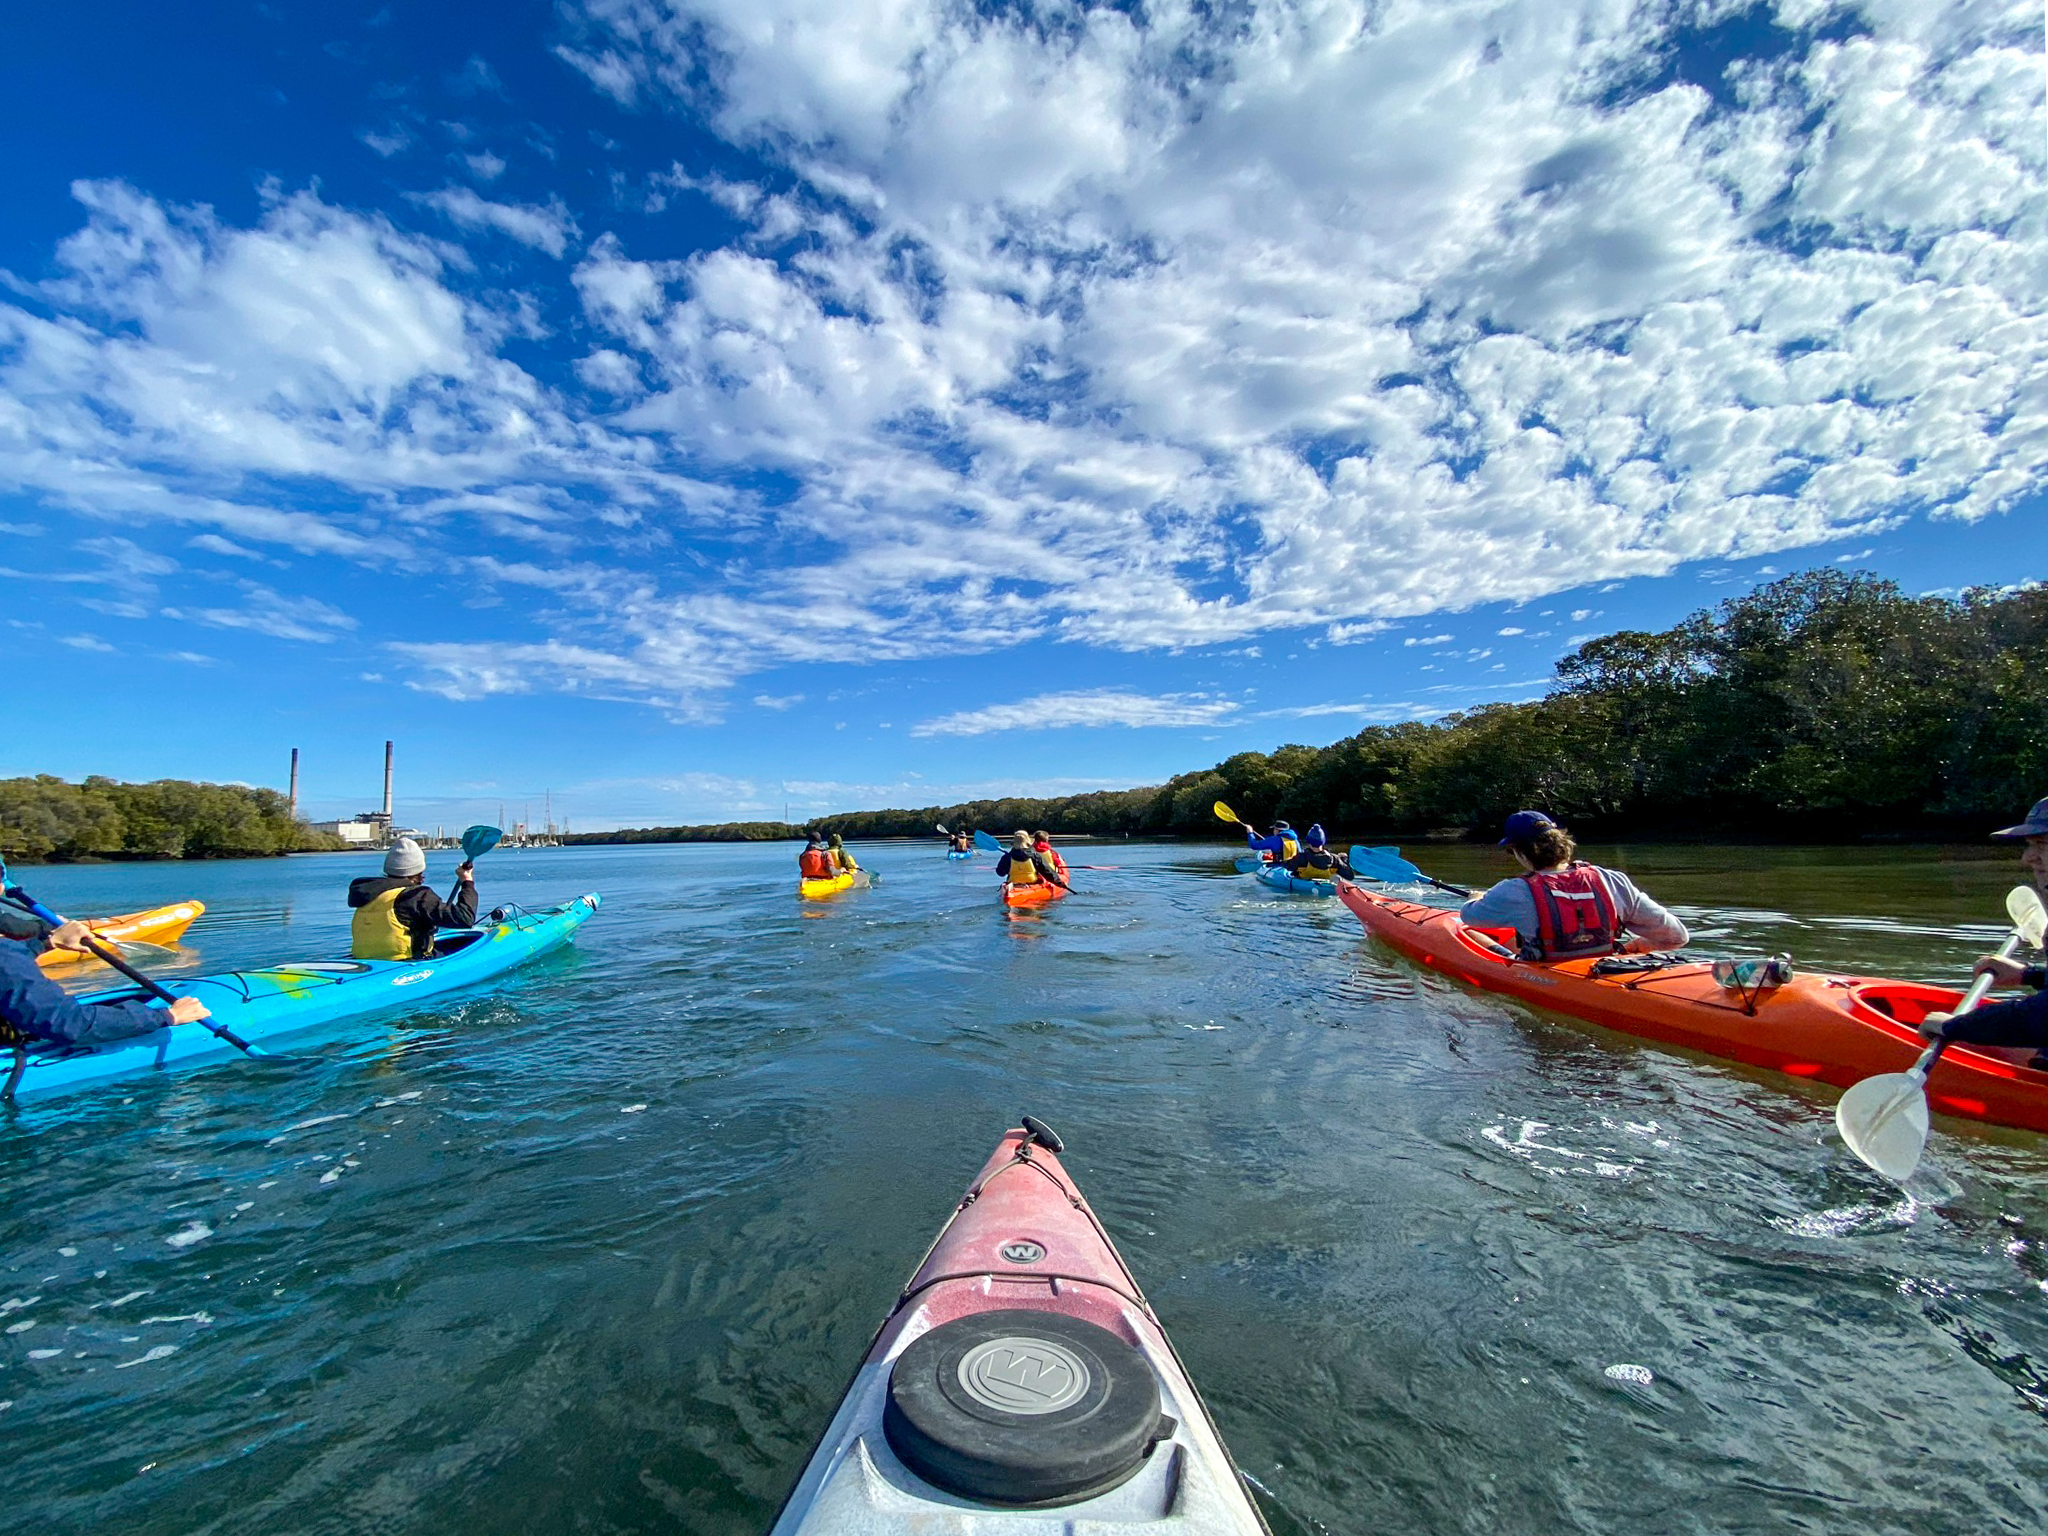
xmin=0 ymin=775 xmax=344 ymax=862
xmin=559 ymin=568 xmax=2048 ymax=847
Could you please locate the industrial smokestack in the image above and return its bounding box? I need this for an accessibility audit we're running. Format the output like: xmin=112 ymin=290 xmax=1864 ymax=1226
xmin=382 ymin=740 xmax=394 ymax=820
xmin=289 ymin=748 xmax=299 ymax=820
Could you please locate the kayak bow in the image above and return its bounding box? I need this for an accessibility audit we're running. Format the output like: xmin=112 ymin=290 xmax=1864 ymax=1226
xmin=770 ymin=1120 xmax=1270 ymax=1533
xmin=9 ymin=894 xmax=600 ymax=1102
xmin=800 ymin=870 xmax=870 ymax=900
xmin=1253 ymin=865 xmax=1334 ymax=898
xmin=37 ymin=901 xmax=205 ymax=968
xmin=1339 ymin=880 xmax=2048 ymax=1134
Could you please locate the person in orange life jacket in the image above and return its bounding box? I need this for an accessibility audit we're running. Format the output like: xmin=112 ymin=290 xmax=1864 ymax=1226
xmin=1283 ymin=825 xmax=1353 ymax=881
xmin=827 ymin=832 xmax=860 ymax=873
xmin=1459 ymin=811 xmax=1688 ymax=962
xmin=0 ymin=890 xmax=211 ymax=1047
xmin=1244 ymin=821 xmax=1300 ymax=862
xmin=348 ymin=838 xmax=478 ymax=961
xmin=797 ymin=832 xmax=837 ymax=881
xmin=1031 ymin=832 xmax=1068 ymax=878
xmin=1919 ymin=796 xmax=2048 ymax=1062
xmin=998 ymin=831 xmax=1069 ymax=890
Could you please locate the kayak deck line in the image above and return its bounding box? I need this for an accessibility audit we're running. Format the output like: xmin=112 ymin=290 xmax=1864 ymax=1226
xmin=771 ymin=1122 xmax=1270 ymax=1533
xmin=1339 ymin=878 xmax=2048 ymax=1134
xmin=11 ymin=893 xmax=601 ymax=1103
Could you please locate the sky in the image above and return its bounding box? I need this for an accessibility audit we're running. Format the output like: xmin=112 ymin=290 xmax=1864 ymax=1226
xmin=1 ymin=0 xmax=2043 ymax=832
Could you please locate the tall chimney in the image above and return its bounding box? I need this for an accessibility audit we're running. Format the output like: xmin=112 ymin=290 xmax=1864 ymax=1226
xmin=382 ymin=740 xmax=394 ymax=820
xmin=288 ymin=747 xmax=299 ymax=819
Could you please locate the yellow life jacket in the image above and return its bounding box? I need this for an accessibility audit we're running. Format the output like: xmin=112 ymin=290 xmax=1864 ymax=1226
xmin=351 ymin=888 xmax=414 ymax=960
xmin=1295 ymin=848 xmax=1337 ymax=878
xmin=1278 ymin=837 xmax=1300 ymax=861
xmin=1006 ymin=850 xmax=1042 ymax=884
xmin=832 ymin=848 xmax=858 ymax=871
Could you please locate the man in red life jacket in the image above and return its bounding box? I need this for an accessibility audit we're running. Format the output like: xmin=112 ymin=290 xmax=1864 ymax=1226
xmin=1459 ymin=811 xmax=1688 ymax=962
xmin=798 ymin=832 xmax=837 ymax=881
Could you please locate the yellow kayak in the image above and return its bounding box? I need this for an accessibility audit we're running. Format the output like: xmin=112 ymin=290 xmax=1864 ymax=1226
xmin=37 ymin=900 xmax=206 ymax=969
xmin=799 ymin=870 xmax=869 ymax=900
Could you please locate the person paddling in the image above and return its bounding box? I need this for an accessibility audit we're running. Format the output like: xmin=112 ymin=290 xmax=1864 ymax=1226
xmin=1031 ymin=831 xmax=1069 ymax=880
xmin=1459 ymin=811 xmax=1688 ymax=961
xmin=827 ymin=833 xmax=860 ymax=874
xmin=348 ymin=837 xmax=478 ymax=961
xmin=1918 ymin=796 xmax=2048 ymax=1066
xmin=1 ymin=890 xmax=210 ymax=1050
xmin=1243 ymin=821 xmax=1300 ymax=863
xmin=949 ymin=830 xmax=972 ymax=854
xmin=798 ymin=832 xmax=837 ymax=882
xmin=1283 ymin=825 xmax=1353 ymax=882
xmin=999 ymin=831 xmax=1069 ymax=892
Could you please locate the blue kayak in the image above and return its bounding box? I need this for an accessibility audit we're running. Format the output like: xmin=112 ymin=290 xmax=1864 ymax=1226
xmin=1254 ymin=864 xmax=1335 ymax=898
xmin=9 ymin=894 xmax=600 ymax=1101
xmin=945 ymin=850 xmax=971 ymax=860
xmin=1233 ymin=854 xmax=1270 ymax=873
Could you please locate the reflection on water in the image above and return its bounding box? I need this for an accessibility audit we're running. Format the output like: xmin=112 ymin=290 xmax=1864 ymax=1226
xmin=5 ymin=840 xmax=2048 ymax=1535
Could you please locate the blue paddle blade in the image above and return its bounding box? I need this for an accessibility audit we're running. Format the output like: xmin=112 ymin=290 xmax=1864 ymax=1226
xmin=1349 ymin=844 xmax=1422 ymax=882
xmin=461 ymin=825 xmax=505 ymax=861
xmin=973 ymin=830 xmax=1005 ymax=853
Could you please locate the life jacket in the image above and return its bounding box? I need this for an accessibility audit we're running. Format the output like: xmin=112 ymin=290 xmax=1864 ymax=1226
xmin=1277 ymin=837 xmax=1300 ymax=861
xmin=1034 ymin=843 xmax=1066 ymax=875
xmin=1294 ymin=846 xmax=1338 ymax=878
xmin=832 ymin=848 xmax=857 ymax=871
xmin=1521 ymin=863 xmax=1621 ymax=962
xmin=351 ymin=888 xmax=415 ymax=961
xmin=798 ymin=847 xmax=835 ymax=879
xmin=1006 ymin=851 xmax=1042 ymax=885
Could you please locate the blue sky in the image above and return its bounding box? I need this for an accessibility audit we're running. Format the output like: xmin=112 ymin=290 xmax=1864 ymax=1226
xmin=1 ymin=1 xmax=2042 ymax=831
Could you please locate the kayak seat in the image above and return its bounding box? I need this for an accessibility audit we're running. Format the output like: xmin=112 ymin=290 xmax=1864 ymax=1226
xmin=1468 ymin=926 xmax=1520 ymax=957
xmin=883 ymin=1309 xmax=1174 ymax=1506
xmin=428 ymin=931 xmax=486 ymax=959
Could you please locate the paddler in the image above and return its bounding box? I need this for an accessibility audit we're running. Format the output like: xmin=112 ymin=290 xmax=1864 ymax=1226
xmin=348 ymin=837 xmax=478 ymax=961
xmin=0 ymin=891 xmax=210 ymax=1050
xmin=949 ymin=830 xmax=972 ymax=854
xmin=1919 ymin=796 xmax=2048 ymax=1063
xmin=1244 ymin=820 xmax=1300 ymax=862
xmin=998 ymin=831 xmax=1069 ymax=892
xmin=1031 ymin=831 xmax=1068 ymax=879
xmin=1460 ymin=811 xmax=1688 ymax=961
xmin=1282 ymin=825 xmax=1353 ymax=882
xmin=798 ymin=832 xmax=837 ymax=881
xmin=827 ymin=832 xmax=860 ymax=874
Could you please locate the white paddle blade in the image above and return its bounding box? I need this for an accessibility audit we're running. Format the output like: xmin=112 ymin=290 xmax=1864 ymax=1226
xmin=1836 ymin=1072 xmax=1932 ymax=1183
xmin=2008 ymin=885 xmax=2047 ymax=947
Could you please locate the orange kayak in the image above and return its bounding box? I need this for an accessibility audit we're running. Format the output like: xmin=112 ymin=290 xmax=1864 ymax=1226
xmin=1001 ymin=878 xmax=1068 ymax=907
xmin=37 ymin=900 xmax=205 ymax=969
xmin=1338 ymin=880 xmax=2048 ymax=1134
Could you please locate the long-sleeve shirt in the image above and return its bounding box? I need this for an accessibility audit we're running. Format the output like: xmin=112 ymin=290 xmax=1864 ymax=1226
xmin=1245 ymin=830 xmax=1297 ymax=855
xmin=0 ymin=938 xmax=176 ymax=1049
xmin=1459 ymin=867 xmax=1690 ymax=954
xmin=347 ymin=876 xmax=479 ymax=960
xmin=1942 ymin=972 xmax=2048 ymax=1050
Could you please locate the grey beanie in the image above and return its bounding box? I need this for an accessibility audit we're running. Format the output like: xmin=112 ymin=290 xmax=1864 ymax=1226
xmin=383 ymin=837 xmax=426 ymax=877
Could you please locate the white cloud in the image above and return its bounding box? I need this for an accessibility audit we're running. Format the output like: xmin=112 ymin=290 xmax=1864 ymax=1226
xmin=162 ymin=582 xmax=359 ymax=643
xmin=1404 ymin=633 xmax=1454 ymax=647
xmin=60 ymin=632 xmax=115 ymax=652
xmin=1497 ymin=626 xmax=1525 ymax=636
xmin=409 ymin=187 xmax=577 ymax=256
xmin=465 ymin=151 xmax=508 ymax=182
xmin=358 ymin=126 xmax=411 ymax=158
xmin=753 ymin=692 xmax=804 ymax=709
xmin=910 ymin=689 xmax=1239 ymax=738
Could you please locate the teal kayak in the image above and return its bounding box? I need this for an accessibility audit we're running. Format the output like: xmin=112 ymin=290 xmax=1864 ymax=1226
xmin=9 ymin=894 xmax=600 ymax=1102
xmin=1254 ymin=864 xmax=1334 ymax=898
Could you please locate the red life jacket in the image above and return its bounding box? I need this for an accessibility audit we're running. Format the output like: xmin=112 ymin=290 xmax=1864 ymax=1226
xmin=798 ymin=847 xmax=835 ymax=879
xmin=1521 ymin=863 xmax=1620 ymax=962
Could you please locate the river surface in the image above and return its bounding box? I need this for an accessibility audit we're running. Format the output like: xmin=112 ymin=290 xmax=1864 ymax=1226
xmin=5 ymin=840 xmax=2047 ymax=1535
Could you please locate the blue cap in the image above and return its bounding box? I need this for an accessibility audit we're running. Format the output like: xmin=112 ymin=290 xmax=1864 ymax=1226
xmin=1499 ymin=810 xmax=1556 ymax=846
xmin=1992 ymin=797 xmax=2048 ymax=839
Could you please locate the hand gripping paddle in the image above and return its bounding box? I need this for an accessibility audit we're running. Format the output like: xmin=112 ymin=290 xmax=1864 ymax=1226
xmin=1836 ymin=885 xmax=2048 ymax=1183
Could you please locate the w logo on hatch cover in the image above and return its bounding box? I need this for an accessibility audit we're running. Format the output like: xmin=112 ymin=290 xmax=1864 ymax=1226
xmin=999 ymin=1240 xmax=1045 ymax=1263
xmin=957 ymin=1337 xmax=1091 ymax=1414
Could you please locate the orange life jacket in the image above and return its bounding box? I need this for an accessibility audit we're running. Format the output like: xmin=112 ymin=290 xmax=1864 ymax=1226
xmin=1522 ymin=863 xmax=1620 ymax=961
xmin=798 ymin=847 xmax=835 ymax=879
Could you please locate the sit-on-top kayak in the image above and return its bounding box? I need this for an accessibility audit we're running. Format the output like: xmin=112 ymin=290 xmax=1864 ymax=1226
xmin=37 ymin=900 xmax=205 ymax=969
xmin=8 ymin=894 xmax=600 ymax=1102
xmin=1232 ymin=854 xmax=1271 ymax=873
xmin=801 ymin=869 xmax=871 ymax=900
xmin=1002 ymin=878 xmax=1068 ymax=907
xmin=946 ymin=849 xmax=972 ymax=861
xmin=770 ymin=1119 xmax=1270 ymax=1534
xmin=1339 ymin=881 xmax=2048 ymax=1134
xmin=1254 ymin=865 xmax=1334 ymax=898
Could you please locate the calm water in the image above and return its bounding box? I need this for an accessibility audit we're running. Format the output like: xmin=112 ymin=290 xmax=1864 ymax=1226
xmin=5 ymin=840 xmax=2047 ymax=1535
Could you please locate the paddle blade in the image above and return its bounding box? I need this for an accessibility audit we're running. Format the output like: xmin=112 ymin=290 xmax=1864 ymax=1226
xmin=1213 ymin=800 xmax=1240 ymax=825
xmin=461 ymin=825 xmax=505 ymax=861
xmin=1350 ymin=845 xmax=1422 ymax=883
xmin=1836 ymin=1072 xmax=1932 ymax=1183
xmin=973 ymin=829 xmax=1004 ymax=853
xmin=2009 ymin=885 xmax=2048 ymax=946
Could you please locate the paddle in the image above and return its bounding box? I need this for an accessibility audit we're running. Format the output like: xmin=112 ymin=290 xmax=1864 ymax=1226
xmin=1348 ymin=844 xmax=1473 ymax=897
xmin=1213 ymin=800 xmax=1242 ymax=827
xmin=460 ymin=824 xmax=504 ymax=863
xmin=1836 ymin=885 xmax=2048 ymax=1183
xmin=0 ymin=860 xmax=258 ymax=1057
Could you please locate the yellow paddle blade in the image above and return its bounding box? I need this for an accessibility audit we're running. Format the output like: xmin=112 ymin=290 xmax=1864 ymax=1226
xmin=1213 ymin=800 xmax=1240 ymax=824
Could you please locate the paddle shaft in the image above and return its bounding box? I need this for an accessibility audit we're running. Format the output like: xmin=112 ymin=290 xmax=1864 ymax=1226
xmin=5 ymin=885 xmax=258 ymax=1056
xmin=1891 ymin=930 xmax=2025 ymax=1091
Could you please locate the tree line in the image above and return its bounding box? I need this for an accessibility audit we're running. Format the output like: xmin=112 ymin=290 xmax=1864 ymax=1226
xmin=576 ymin=568 xmax=2048 ymax=846
xmin=0 ymin=776 xmax=345 ymax=861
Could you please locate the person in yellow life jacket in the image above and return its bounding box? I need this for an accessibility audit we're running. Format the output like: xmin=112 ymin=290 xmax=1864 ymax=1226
xmin=798 ymin=833 xmax=837 ymax=881
xmin=1244 ymin=821 xmax=1299 ymax=862
xmin=1031 ymin=831 xmax=1068 ymax=879
xmin=1282 ymin=825 xmax=1352 ymax=881
xmin=348 ymin=838 xmax=479 ymax=961
xmin=998 ymin=831 xmax=1068 ymax=890
xmin=827 ymin=832 xmax=860 ymax=873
